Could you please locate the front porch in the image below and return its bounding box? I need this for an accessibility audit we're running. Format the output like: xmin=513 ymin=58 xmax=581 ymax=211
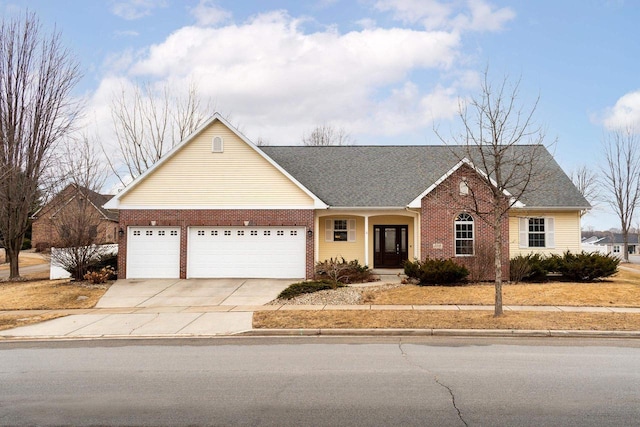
xmin=315 ymin=210 xmax=420 ymax=269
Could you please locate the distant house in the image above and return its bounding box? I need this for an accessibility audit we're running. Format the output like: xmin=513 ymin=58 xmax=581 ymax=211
xmin=103 ymin=113 xmax=589 ymax=280
xmin=582 ymin=233 xmax=640 ymax=256
xmin=31 ymin=184 xmax=119 ymax=251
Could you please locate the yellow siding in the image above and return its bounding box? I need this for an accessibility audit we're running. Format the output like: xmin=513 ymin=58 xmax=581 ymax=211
xmin=119 ymin=121 xmax=314 ymax=207
xmin=367 ymin=215 xmax=414 ymax=263
xmin=317 ymin=214 xmax=416 ymax=267
xmin=509 ymin=211 xmax=582 ymax=258
xmin=318 ymin=216 xmax=366 ymax=263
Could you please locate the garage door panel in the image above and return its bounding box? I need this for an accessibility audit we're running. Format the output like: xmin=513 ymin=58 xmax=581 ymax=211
xmin=188 ymin=227 xmax=305 ymax=278
xmin=127 ymin=227 xmax=180 ymax=279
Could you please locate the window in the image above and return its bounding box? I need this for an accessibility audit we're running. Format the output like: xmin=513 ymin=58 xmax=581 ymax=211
xmin=146 ymin=230 xmax=153 ymax=236
xmin=459 ymin=180 xmax=469 ymax=196
xmin=613 ymin=245 xmax=620 ymax=254
xmin=455 ymin=213 xmax=474 ymax=255
xmin=519 ymin=217 xmax=555 ymax=249
xmin=277 ymin=230 xmax=284 ymax=236
xmin=212 ymin=136 xmax=224 ymax=152
xmin=325 ymin=219 xmax=356 ymax=242
xmin=237 ymin=230 xmax=244 ymax=236
xmin=250 ymin=230 xmax=258 ymax=236
xmin=158 ymin=230 xmax=165 ymax=236
xmin=170 ymin=230 xmax=178 ymax=236
xmin=290 ymin=230 xmax=297 ymax=236
xmin=224 ymin=230 xmax=231 ymax=236
xmin=197 ymin=230 xmax=205 ymax=236
xmin=133 ymin=230 xmax=141 ymax=236
xmin=211 ymin=230 xmax=218 ymax=236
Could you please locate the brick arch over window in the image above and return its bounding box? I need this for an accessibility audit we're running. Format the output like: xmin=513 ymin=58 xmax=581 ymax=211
xmin=455 ymin=212 xmax=474 ymax=255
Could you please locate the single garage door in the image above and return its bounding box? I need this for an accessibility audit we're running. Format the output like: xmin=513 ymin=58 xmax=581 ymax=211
xmin=127 ymin=226 xmax=180 ymax=278
xmin=187 ymin=226 xmax=306 ymax=278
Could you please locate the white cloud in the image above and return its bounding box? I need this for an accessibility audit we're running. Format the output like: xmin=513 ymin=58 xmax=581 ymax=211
xmin=189 ymin=0 xmax=232 ymax=27
xmin=602 ymin=90 xmax=640 ymax=131
xmin=374 ymin=0 xmax=514 ymax=32
xmin=110 ymin=0 xmax=167 ymax=20
xmin=90 ymin=3 xmax=504 ymax=145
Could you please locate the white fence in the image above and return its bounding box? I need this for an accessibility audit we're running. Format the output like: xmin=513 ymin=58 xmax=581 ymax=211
xmin=50 ymin=244 xmax=118 ymax=279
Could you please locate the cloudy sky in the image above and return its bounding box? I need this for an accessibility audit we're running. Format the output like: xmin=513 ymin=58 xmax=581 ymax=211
xmin=2 ymin=0 xmax=639 ymax=229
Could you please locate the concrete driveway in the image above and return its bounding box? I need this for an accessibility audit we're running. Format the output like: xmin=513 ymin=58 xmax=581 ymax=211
xmin=96 ymin=278 xmax=294 ymax=308
xmin=1 ymin=278 xmax=295 ymax=339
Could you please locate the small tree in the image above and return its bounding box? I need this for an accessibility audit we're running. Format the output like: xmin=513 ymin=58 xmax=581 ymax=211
xmin=600 ymin=126 xmax=640 ymax=263
xmin=436 ymin=70 xmax=549 ymax=316
xmin=302 ymin=124 xmax=354 ymax=146
xmin=48 ymin=135 xmax=111 ymax=280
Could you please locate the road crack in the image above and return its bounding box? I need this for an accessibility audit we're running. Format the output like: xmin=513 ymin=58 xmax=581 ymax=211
xmin=398 ymin=341 xmax=468 ymax=427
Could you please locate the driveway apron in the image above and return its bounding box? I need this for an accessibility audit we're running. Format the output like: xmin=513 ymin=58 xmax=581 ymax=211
xmin=2 ymin=278 xmax=294 ymax=338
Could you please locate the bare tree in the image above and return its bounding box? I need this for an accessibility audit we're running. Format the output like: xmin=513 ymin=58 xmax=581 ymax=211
xmin=436 ymin=70 xmax=548 ymax=316
xmin=600 ymin=126 xmax=640 ymax=263
xmin=0 ymin=12 xmax=82 ymax=279
xmin=571 ymin=165 xmax=600 ymax=212
xmin=302 ymin=124 xmax=354 ymax=146
xmin=106 ymin=80 xmax=213 ymax=184
xmin=48 ymin=134 xmax=113 ymax=280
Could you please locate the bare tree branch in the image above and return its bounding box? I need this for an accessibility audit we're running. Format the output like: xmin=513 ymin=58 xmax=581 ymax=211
xmin=570 ymin=165 xmax=600 ymax=212
xmin=600 ymin=126 xmax=640 ymax=262
xmin=106 ymin=80 xmax=213 ymax=184
xmin=434 ymin=69 xmax=550 ymax=316
xmin=302 ymin=124 xmax=354 ymax=146
xmin=0 ymin=12 xmax=82 ymax=279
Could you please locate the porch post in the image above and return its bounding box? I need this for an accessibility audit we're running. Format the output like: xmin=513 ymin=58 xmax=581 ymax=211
xmin=414 ymin=211 xmax=420 ymax=260
xmin=314 ymin=214 xmax=320 ymax=263
xmin=364 ymin=215 xmax=369 ymax=266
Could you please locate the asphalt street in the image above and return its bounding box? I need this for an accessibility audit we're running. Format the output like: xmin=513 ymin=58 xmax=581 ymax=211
xmin=1 ymin=336 xmax=639 ymax=426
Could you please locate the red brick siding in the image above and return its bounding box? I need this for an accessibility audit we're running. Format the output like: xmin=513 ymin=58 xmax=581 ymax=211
xmin=420 ymin=165 xmax=510 ymax=280
xmin=118 ymin=209 xmax=315 ymax=279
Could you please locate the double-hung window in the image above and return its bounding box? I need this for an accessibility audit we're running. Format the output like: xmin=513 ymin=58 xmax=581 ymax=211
xmin=519 ymin=217 xmax=555 ymax=248
xmin=325 ymin=219 xmax=356 ymax=242
xmin=455 ymin=213 xmax=474 ymax=255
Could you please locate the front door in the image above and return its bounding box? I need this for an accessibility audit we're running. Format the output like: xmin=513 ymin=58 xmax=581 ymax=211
xmin=374 ymin=225 xmax=408 ymax=268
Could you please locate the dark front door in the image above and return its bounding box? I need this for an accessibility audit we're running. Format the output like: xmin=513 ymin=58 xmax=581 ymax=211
xmin=374 ymin=225 xmax=408 ymax=268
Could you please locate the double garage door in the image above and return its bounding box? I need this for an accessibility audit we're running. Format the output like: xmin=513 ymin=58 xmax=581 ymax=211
xmin=126 ymin=226 xmax=306 ymax=279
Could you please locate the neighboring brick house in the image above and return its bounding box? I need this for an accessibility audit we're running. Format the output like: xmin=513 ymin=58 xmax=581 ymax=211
xmin=104 ymin=113 xmax=590 ymax=280
xmin=31 ymin=184 xmax=119 ymax=251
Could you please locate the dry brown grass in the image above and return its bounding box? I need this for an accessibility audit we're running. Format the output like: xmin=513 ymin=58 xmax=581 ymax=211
xmin=0 ymin=313 xmax=67 ymax=331
xmin=0 ymin=252 xmax=48 ymax=270
xmin=0 ymin=278 xmax=109 ymax=310
xmin=365 ymin=268 xmax=640 ymax=307
xmin=254 ymin=310 xmax=640 ymax=331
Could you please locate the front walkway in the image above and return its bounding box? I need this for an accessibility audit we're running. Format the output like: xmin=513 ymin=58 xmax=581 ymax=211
xmin=2 ymin=304 xmax=640 ymax=339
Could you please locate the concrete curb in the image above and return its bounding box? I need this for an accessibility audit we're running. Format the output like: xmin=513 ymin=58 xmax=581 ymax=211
xmin=240 ymin=328 xmax=640 ymax=338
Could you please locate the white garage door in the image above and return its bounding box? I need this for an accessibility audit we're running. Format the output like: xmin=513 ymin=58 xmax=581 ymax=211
xmin=127 ymin=227 xmax=180 ymax=278
xmin=187 ymin=227 xmax=306 ymax=278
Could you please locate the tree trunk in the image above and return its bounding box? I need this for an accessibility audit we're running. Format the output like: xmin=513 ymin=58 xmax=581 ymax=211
xmin=6 ymin=236 xmax=22 ymax=279
xmin=494 ymin=210 xmax=503 ymax=316
xmin=623 ymin=230 xmax=630 ymax=263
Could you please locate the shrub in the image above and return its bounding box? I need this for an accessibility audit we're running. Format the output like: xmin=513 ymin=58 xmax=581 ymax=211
xmin=403 ymin=257 xmax=469 ymax=286
xmin=509 ymin=251 xmax=619 ymax=283
xmin=83 ymin=266 xmax=115 ymax=284
xmin=277 ymin=280 xmax=344 ymax=300
xmin=35 ymin=242 xmax=50 ymax=253
xmin=509 ymin=253 xmax=549 ymax=283
xmin=90 ymin=252 xmax=118 ymax=275
xmin=315 ymin=257 xmax=374 ymax=286
xmin=553 ymin=251 xmax=619 ymax=282
xmin=21 ymin=238 xmax=31 ymax=250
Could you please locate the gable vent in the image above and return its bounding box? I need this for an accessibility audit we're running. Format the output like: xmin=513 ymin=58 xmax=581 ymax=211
xmin=212 ymin=136 xmax=224 ymax=153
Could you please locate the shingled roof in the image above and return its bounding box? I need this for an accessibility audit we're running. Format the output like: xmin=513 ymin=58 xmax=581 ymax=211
xmin=260 ymin=145 xmax=590 ymax=209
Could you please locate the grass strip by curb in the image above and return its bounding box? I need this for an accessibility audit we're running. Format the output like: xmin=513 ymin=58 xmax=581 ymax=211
xmin=253 ymin=310 xmax=640 ymax=331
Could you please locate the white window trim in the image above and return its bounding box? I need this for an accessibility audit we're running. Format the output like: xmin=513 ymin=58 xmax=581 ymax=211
xmin=212 ymin=136 xmax=224 ymax=153
xmin=325 ymin=219 xmax=356 ymax=242
xmin=454 ymin=213 xmax=474 ymax=256
xmin=519 ymin=217 xmax=555 ymax=249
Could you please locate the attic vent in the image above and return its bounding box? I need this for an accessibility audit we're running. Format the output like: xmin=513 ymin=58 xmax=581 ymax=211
xmin=212 ymin=136 xmax=224 ymax=153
